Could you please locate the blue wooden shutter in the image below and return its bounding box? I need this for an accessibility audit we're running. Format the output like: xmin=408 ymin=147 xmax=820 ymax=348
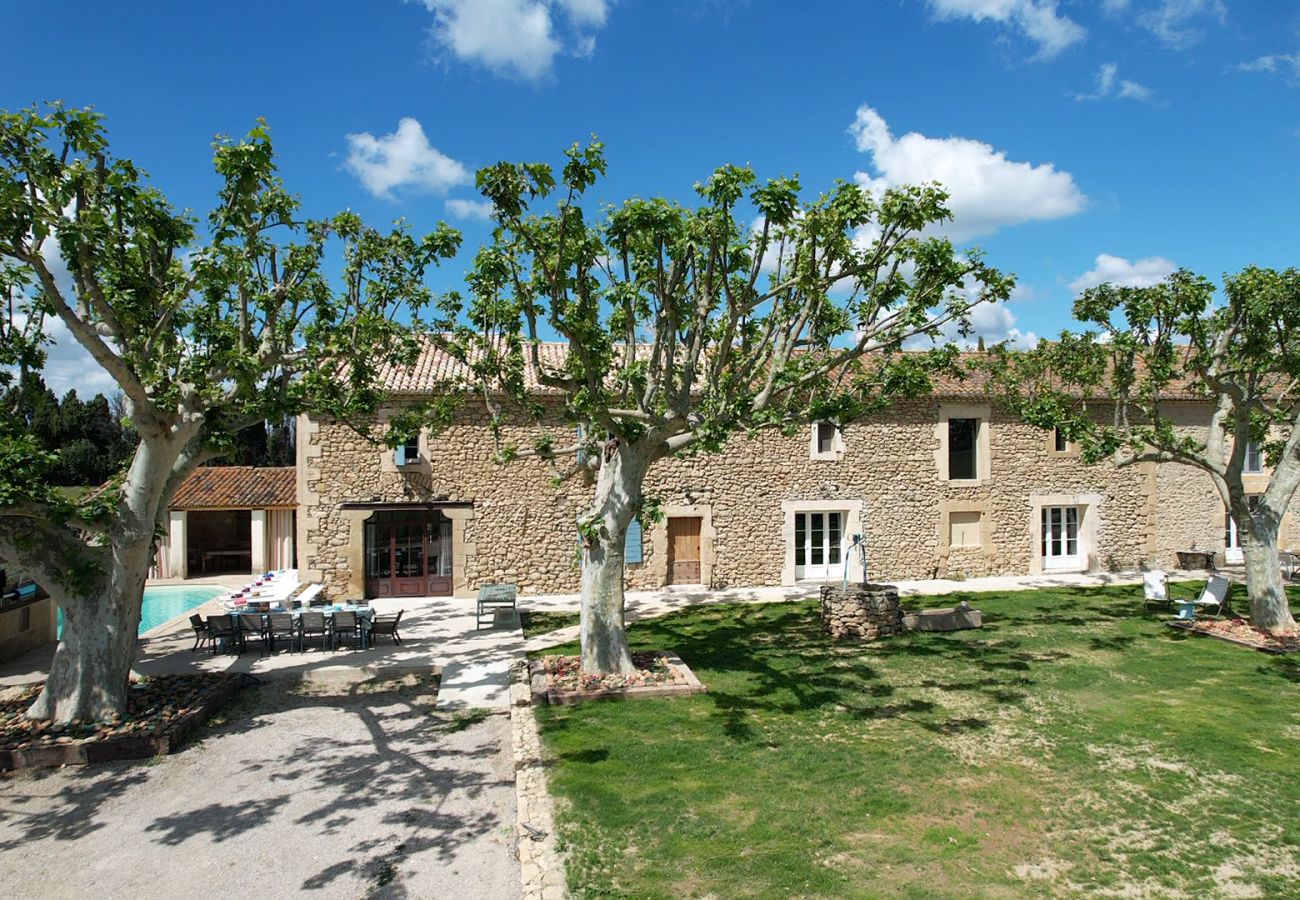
xmin=625 ymin=519 xmax=643 ymax=564
xmin=394 ymin=445 xmax=407 ymax=466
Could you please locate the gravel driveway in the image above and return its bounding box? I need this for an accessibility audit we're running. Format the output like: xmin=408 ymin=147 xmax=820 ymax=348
xmin=0 ymin=674 xmax=520 ymax=899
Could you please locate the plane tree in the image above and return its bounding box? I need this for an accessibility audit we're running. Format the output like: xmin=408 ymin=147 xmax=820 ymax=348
xmin=984 ymin=267 xmax=1300 ymax=632
xmin=459 ymin=141 xmax=1014 ymax=673
xmin=0 ymin=104 xmax=461 ymax=722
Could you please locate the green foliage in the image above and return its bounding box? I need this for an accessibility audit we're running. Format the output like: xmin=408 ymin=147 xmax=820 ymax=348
xmin=982 ymin=267 xmax=1300 ymax=483
xmin=0 ymin=103 xmax=461 ymax=600
xmin=458 ymin=138 xmax=1014 ymax=476
xmin=2 ymin=375 xmax=135 ymax=485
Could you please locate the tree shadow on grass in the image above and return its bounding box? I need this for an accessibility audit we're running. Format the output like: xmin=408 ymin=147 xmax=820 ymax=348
xmin=605 ymin=597 xmax=1079 ymax=743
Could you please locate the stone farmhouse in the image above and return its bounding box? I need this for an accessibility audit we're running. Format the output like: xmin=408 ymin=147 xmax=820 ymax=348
xmin=291 ymin=342 xmax=1300 ymax=601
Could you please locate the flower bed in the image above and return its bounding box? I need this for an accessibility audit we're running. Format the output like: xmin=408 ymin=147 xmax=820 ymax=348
xmin=1168 ymin=617 xmax=1300 ymax=654
xmin=531 ymin=651 xmax=706 ymax=705
xmin=0 ymin=673 xmax=249 ymax=771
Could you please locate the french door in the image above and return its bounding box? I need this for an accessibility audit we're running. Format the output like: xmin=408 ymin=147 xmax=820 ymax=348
xmin=1040 ymin=506 xmax=1080 ymax=570
xmin=795 ymin=511 xmax=845 ymax=581
xmin=364 ymin=510 xmax=453 ymax=598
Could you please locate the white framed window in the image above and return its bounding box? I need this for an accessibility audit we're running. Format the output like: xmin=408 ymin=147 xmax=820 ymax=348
xmin=809 ymin=422 xmax=844 ymax=461
xmin=1243 ymin=442 xmax=1263 ymax=474
xmin=794 ymin=510 xmax=846 ymax=580
xmin=1040 ymin=506 xmax=1081 ymax=570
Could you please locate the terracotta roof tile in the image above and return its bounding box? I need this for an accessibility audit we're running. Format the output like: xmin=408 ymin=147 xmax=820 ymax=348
xmin=170 ymin=466 xmax=296 ymax=510
xmin=378 ymin=337 xmax=1206 ymax=401
xmin=379 ymin=338 xmax=569 ymax=395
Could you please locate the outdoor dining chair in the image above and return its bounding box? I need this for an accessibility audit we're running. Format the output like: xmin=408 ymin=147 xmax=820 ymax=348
xmin=266 ymin=612 xmax=298 ymax=653
xmin=330 ymin=611 xmax=362 ymax=651
xmin=367 ymin=610 xmax=404 ymax=646
xmin=205 ymin=614 xmax=239 ymax=655
xmin=188 ymin=613 xmax=210 ymax=652
xmin=236 ymin=612 xmax=267 ymax=654
xmin=299 ymin=610 xmax=329 ymax=651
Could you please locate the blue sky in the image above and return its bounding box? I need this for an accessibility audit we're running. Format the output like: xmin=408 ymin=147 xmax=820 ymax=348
xmin=3 ymin=0 xmax=1298 ymax=394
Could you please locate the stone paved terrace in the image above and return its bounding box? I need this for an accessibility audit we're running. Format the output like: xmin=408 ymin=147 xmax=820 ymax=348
xmin=0 ymin=590 xmax=527 ymax=712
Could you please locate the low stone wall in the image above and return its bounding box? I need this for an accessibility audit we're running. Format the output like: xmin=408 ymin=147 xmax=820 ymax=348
xmin=820 ymin=583 xmax=904 ymax=640
xmin=509 ymin=660 xmax=569 ymax=900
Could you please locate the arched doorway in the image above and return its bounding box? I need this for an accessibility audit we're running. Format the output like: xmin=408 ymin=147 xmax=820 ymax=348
xmin=363 ymin=510 xmax=453 ymax=597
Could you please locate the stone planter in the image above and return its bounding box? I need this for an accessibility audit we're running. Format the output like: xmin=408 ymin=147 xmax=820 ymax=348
xmin=820 ymin=583 xmax=903 ymax=640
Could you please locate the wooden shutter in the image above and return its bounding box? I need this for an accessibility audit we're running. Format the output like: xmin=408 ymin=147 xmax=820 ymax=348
xmin=625 ymin=519 xmax=643 ymax=564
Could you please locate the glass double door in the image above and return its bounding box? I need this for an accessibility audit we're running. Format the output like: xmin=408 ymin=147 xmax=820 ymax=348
xmin=795 ymin=511 xmax=845 ymax=581
xmin=1040 ymin=506 xmax=1080 ymax=570
xmin=364 ymin=510 xmax=453 ymax=597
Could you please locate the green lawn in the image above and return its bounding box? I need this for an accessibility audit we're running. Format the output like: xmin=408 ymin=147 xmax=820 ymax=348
xmin=521 ymin=608 xmax=582 ymax=639
xmin=533 ymin=583 xmax=1300 ymax=898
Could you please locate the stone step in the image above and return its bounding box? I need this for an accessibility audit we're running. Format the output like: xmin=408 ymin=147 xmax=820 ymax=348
xmin=436 ymin=658 xmax=517 ymax=710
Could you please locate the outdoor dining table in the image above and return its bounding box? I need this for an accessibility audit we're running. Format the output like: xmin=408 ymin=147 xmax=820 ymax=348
xmin=223 ymin=604 xmax=376 ymax=651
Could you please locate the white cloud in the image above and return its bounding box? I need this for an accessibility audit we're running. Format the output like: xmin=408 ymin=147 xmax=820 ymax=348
xmin=344 ymin=118 xmax=470 ymax=200
xmin=960 ymin=302 xmax=1039 ymax=348
xmin=555 ymin=0 xmax=608 ymax=27
xmin=1135 ymin=0 xmax=1226 ymax=50
xmin=445 ymin=197 xmax=496 ymax=221
xmin=1075 ymin=62 xmax=1155 ymax=101
xmin=1068 ymin=253 xmax=1177 ymax=293
xmin=1236 ymin=51 xmax=1300 ymax=86
xmin=926 ymin=0 xmax=1085 ymax=60
xmin=418 ymin=0 xmax=610 ymax=80
xmin=848 ymin=105 xmax=1087 ymax=241
xmin=37 ymin=315 xmax=118 ymax=398
xmin=909 ymin=298 xmax=1038 ymax=350
xmin=8 ymin=305 xmax=117 ymax=399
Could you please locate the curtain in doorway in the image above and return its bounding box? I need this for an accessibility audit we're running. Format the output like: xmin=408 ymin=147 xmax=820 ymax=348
xmin=268 ymin=509 xmax=296 ymax=570
xmin=153 ymin=529 xmax=171 ymax=579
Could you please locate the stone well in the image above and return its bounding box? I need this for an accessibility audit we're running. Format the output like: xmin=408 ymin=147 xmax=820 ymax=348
xmin=819 ymin=583 xmax=903 ymax=640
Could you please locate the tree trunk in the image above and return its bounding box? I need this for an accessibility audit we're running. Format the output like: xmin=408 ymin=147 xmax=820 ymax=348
xmin=1241 ymin=523 xmax=1297 ymax=633
xmin=579 ymin=439 xmax=654 ymax=675
xmin=25 ymin=432 xmax=186 ymax=723
xmin=26 ymin=537 xmax=152 ymax=722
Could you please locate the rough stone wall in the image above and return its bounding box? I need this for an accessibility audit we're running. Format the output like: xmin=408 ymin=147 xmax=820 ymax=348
xmin=636 ymin=399 xmax=1157 ymax=587
xmin=300 ymin=403 xmax=591 ymax=599
xmin=300 ymin=395 xmax=1273 ymax=598
xmin=1145 ymin=403 xmax=1300 ymax=566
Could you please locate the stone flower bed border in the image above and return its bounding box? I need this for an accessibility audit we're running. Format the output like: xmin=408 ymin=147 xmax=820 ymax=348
xmin=529 ymin=651 xmax=707 ymax=706
xmin=0 ymin=673 xmax=251 ymax=772
xmin=1165 ymin=620 xmax=1300 ymax=654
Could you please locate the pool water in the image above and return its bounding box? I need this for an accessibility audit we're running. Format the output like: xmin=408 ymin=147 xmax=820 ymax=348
xmin=57 ymin=584 xmax=227 ymax=637
xmin=137 ymin=585 xmax=227 ymax=633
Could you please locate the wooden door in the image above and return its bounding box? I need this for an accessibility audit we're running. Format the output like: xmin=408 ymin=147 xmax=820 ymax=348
xmin=667 ymin=517 xmax=702 ymax=585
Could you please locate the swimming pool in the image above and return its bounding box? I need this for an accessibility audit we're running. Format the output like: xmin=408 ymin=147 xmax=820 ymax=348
xmin=57 ymin=584 xmax=227 ymax=637
xmin=138 ymin=585 xmax=227 ymax=634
